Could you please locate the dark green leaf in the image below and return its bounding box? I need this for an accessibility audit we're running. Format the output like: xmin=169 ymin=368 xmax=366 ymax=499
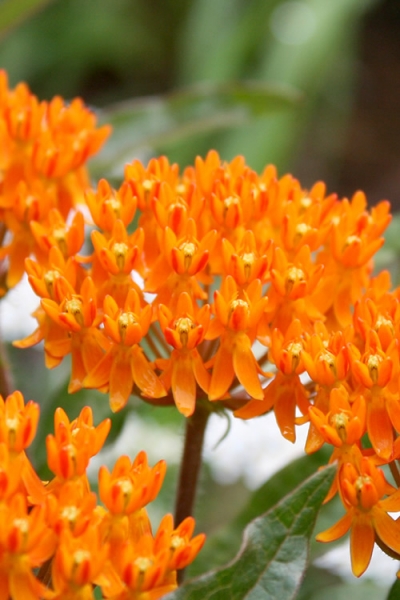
xmin=165 ymin=464 xmax=335 ymax=600
xmin=387 ymin=578 xmax=400 ymax=600
xmin=190 ymin=446 xmax=333 ymax=577
xmin=91 ymin=81 xmax=301 ymax=177
xmin=0 ymin=0 xmax=54 ymax=39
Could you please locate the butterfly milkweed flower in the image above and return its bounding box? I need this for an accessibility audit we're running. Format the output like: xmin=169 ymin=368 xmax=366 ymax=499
xmin=316 ymin=457 xmax=400 ymax=576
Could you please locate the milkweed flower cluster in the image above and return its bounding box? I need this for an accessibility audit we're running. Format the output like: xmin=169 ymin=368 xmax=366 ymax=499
xmin=4 ymin=74 xmax=400 ymax=580
xmin=0 ymin=390 xmax=204 ymax=600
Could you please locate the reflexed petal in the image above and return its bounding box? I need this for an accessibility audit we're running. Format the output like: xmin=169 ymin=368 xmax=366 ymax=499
xmin=350 ymin=517 xmax=375 ymax=577
xmin=367 ymin=396 xmax=393 ymax=459
xmin=232 ymin=339 xmax=263 ymax=400
xmin=208 ymin=343 xmax=234 ymax=400
xmin=316 ymin=511 xmax=352 ymax=542
xmin=172 ymin=355 xmax=196 ymax=417
xmin=109 ymin=355 xmax=133 ymax=412
xmin=374 ymin=508 xmax=400 ymax=555
xmin=131 ymin=347 xmax=166 ymax=399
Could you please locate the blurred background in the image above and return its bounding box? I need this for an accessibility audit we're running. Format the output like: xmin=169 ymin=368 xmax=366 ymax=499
xmin=2 ymin=0 xmax=400 ymax=207
xmin=1 ymin=1 xmax=400 ymax=598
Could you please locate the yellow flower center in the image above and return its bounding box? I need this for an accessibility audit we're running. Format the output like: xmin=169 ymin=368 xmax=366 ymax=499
xmin=175 ymin=316 xmax=195 ymax=347
xmin=376 ymin=314 xmax=393 ymax=332
xmin=135 ymin=557 xmax=153 ymax=572
xmin=230 ymin=298 xmax=249 ymax=312
xmin=112 ymin=242 xmax=129 ymax=270
xmin=65 ymin=298 xmax=84 ymax=327
xmin=300 ymin=196 xmax=312 ymax=209
xmin=286 ymin=266 xmax=305 ymax=293
xmin=118 ymin=312 xmax=137 ymax=342
xmin=61 ymin=505 xmax=79 ymax=523
xmin=73 ymin=549 xmax=90 ymax=565
xmin=345 ymin=235 xmax=360 ymax=247
xmin=171 ymin=535 xmax=185 ymax=550
xmin=241 ymin=252 xmax=256 ymax=280
xmin=223 ymin=196 xmax=239 ymax=217
xmin=287 ymin=341 xmax=303 ymax=371
xmin=142 ymin=179 xmax=153 ymax=193
xmin=118 ymin=479 xmax=133 ymax=496
xmin=331 ymin=412 xmax=349 ymax=442
xmin=295 ymin=223 xmax=311 ymax=237
xmin=175 ymin=183 xmax=186 ymax=195
xmin=106 ymin=197 xmax=121 ymax=216
xmin=367 ymin=354 xmax=382 ymax=383
xmin=44 ymin=270 xmax=60 ymax=297
xmin=179 ymin=241 xmax=197 ymax=271
xmin=13 ymin=518 xmax=29 ymax=534
xmin=53 ymin=227 xmax=68 ymax=256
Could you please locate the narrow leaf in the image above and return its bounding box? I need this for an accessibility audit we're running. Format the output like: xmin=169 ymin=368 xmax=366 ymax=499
xmin=166 ymin=464 xmax=335 ymax=600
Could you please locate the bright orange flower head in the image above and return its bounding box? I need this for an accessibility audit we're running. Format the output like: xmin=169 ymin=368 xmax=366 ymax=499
xmin=46 ymin=406 xmax=110 ymax=482
xmin=154 ymin=514 xmax=206 ymax=572
xmin=0 ymin=391 xmax=39 ymax=454
xmin=157 ymin=292 xmax=210 ymax=416
xmin=99 ymin=452 xmax=166 ymax=517
xmin=317 ymin=457 xmax=400 ymax=577
xmin=0 ymin=493 xmax=56 ymax=600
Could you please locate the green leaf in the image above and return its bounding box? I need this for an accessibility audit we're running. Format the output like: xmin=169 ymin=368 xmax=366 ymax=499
xmin=190 ymin=446 xmax=333 ymax=577
xmin=0 ymin=0 xmax=54 ymax=40
xmin=91 ymin=81 xmax=300 ymax=177
xmin=387 ymin=578 xmax=400 ymax=600
xmin=165 ymin=464 xmax=335 ymax=600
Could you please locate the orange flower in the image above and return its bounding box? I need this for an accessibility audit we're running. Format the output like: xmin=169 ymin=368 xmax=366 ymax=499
xmin=349 ymin=328 xmax=399 ymax=459
xmin=46 ymin=406 xmax=110 ymax=482
xmin=86 ymin=178 xmax=137 ymax=234
xmin=41 ymin=276 xmax=108 ymax=392
xmin=84 ymin=289 xmax=166 ymax=411
xmin=206 ymin=276 xmax=267 ymax=401
xmin=309 ymin=387 xmax=366 ymax=449
xmin=157 ymin=292 xmax=210 ymax=416
xmin=154 ymin=514 xmax=206 ymax=572
xmin=0 ymin=391 xmax=39 ymax=454
xmin=0 ymin=493 xmax=56 ymax=600
xmin=316 ymin=457 xmax=400 ymax=576
xmin=235 ymin=319 xmax=309 ymax=442
xmin=99 ymin=452 xmax=166 ymax=517
xmin=51 ymin=524 xmax=109 ymax=600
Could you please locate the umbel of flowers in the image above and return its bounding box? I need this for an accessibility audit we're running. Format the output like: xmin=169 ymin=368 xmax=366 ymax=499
xmin=2 ymin=70 xmax=400 ymax=582
xmin=0 ymin=391 xmax=205 ymax=600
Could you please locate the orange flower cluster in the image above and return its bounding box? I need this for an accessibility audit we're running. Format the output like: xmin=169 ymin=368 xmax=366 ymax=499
xmin=0 ymin=70 xmax=110 ymax=292
xmin=0 ymin=390 xmax=204 ymax=600
xmin=4 ymin=74 xmax=400 ymax=578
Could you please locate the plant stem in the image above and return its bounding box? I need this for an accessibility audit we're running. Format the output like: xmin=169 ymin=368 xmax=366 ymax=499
xmin=0 ymin=330 xmax=13 ymax=398
xmin=175 ymin=401 xmax=210 ymax=581
xmin=175 ymin=401 xmax=210 ymax=524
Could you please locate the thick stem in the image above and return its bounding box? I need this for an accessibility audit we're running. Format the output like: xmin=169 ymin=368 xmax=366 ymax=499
xmin=175 ymin=400 xmax=210 ymax=524
xmin=0 ymin=329 xmax=13 ymax=398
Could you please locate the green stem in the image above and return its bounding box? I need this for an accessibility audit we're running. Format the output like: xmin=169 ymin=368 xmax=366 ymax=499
xmin=175 ymin=401 xmax=210 ymax=581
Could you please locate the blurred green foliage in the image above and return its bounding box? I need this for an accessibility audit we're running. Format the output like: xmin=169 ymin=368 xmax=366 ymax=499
xmin=0 ymin=0 xmax=381 ymax=174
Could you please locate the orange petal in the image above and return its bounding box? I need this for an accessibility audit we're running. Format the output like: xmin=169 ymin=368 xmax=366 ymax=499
xmin=373 ymin=507 xmax=400 ymax=554
xmin=367 ymin=396 xmax=393 ymax=460
xmin=208 ymin=343 xmax=234 ymax=401
xmin=316 ymin=511 xmax=352 ymax=542
xmin=131 ymin=346 xmax=166 ymax=399
xmin=109 ymin=355 xmax=133 ymax=412
xmin=172 ymin=355 xmax=196 ymax=417
xmin=232 ymin=338 xmax=263 ymax=400
xmin=350 ymin=516 xmax=375 ymax=577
